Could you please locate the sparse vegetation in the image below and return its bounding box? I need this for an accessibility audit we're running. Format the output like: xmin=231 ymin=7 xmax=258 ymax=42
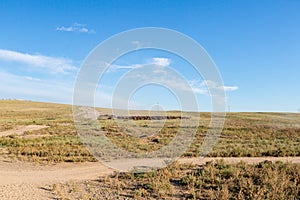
xmin=52 ymin=160 xmax=300 ymax=199
xmin=0 ymin=100 xmax=299 ymax=163
xmin=0 ymin=100 xmax=95 ymax=163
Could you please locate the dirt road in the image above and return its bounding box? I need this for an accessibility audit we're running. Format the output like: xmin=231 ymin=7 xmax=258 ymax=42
xmin=0 ymin=161 xmax=112 ymax=199
xmin=1 ymin=157 xmax=300 ymax=200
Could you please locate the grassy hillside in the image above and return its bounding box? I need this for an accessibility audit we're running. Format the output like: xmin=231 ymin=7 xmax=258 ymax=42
xmin=0 ymin=100 xmax=299 ymax=163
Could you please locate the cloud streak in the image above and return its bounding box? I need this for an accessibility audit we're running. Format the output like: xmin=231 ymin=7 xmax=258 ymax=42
xmin=222 ymin=86 xmax=239 ymax=91
xmin=200 ymin=80 xmax=239 ymax=92
xmin=0 ymin=49 xmax=77 ymax=73
xmin=152 ymin=57 xmax=171 ymax=67
xmin=105 ymin=57 xmax=171 ymax=73
xmin=56 ymin=23 xmax=95 ymax=34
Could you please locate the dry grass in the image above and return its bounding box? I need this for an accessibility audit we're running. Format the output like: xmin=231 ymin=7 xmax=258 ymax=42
xmin=0 ymin=100 xmax=95 ymax=163
xmin=52 ymin=160 xmax=300 ymax=199
xmin=0 ymin=100 xmax=299 ymax=163
xmin=99 ymin=112 xmax=300 ymax=158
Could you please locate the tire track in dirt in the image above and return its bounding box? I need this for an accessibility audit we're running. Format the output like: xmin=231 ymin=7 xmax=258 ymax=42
xmin=1 ymin=157 xmax=299 ymax=185
xmin=0 ymin=157 xmax=299 ymax=199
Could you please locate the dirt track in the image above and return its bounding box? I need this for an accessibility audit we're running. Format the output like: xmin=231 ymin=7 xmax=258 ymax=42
xmin=0 ymin=161 xmax=112 ymax=199
xmin=0 ymin=126 xmax=299 ymax=199
xmin=1 ymin=157 xmax=300 ymax=200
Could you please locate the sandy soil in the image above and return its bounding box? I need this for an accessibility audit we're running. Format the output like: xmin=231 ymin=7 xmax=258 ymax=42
xmin=0 ymin=160 xmax=113 ymax=200
xmin=0 ymin=125 xmax=49 ymax=137
xmin=1 ymin=157 xmax=300 ymax=200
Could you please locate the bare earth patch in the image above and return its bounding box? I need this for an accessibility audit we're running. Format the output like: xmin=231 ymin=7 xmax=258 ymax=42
xmin=0 ymin=125 xmax=50 ymax=137
xmin=0 ymin=161 xmax=112 ymax=200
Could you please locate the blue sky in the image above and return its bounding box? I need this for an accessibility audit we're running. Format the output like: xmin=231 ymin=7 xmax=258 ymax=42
xmin=0 ymin=0 xmax=299 ymax=112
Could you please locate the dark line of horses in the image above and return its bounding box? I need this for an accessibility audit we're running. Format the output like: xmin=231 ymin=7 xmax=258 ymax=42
xmin=98 ymin=114 xmax=190 ymax=120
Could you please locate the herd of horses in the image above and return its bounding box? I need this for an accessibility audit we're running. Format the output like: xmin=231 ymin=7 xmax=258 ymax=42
xmin=98 ymin=114 xmax=190 ymax=120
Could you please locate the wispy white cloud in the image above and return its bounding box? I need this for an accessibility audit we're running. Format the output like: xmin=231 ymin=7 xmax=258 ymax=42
xmin=105 ymin=57 xmax=171 ymax=73
xmin=0 ymin=49 xmax=77 ymax=73
xmin=115 ymin=64 xmax=142 ymax=70
xmin=25 ymin=76 xmax=41 ymax=81
xmin=152 ymin=57 xmax=171 ymax=67
xmin=104 ymin=64 xmax=140 ymax=73
xmin=222 ymin=86 xmax=239 ymax=91
xmin=200 ymin=80 xmax=239 ymax=92
xmin=190 ymin=86 xmax=208 ymax=94
xmin=56 ymin=23 xmax=95 ymax=34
